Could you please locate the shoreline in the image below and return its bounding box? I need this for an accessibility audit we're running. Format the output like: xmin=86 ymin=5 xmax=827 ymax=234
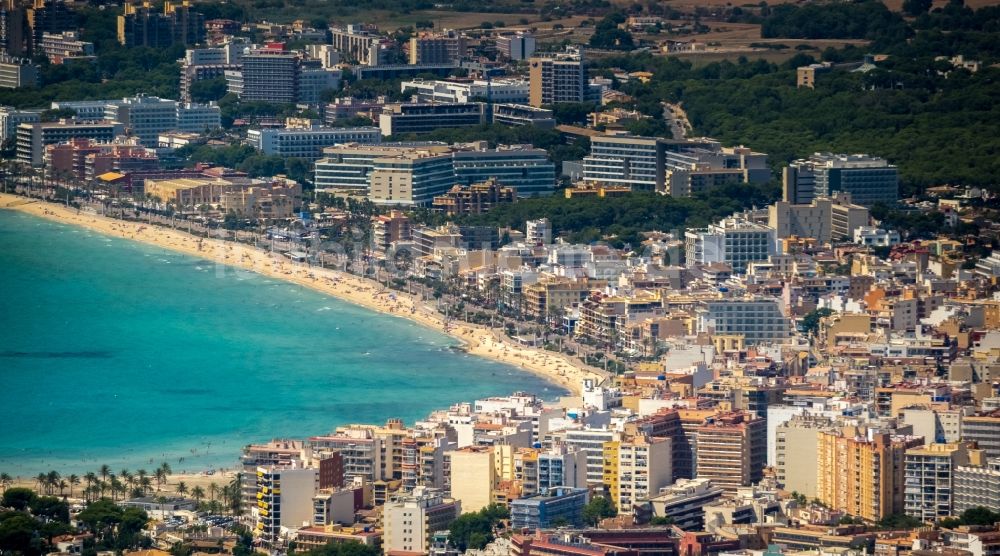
xmin=0 ymin=193 xmax=606 ymax=401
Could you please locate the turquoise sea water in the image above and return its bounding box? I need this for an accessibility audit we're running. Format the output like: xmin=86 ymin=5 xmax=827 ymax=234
xmin=0 ymin=209 xmax=563 ymax=477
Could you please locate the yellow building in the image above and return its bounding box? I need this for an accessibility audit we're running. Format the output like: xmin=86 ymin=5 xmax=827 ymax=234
xmin=523 ymin=278 xmax=603 ymax=319
xmin=144 ymin=177 xmax=231 ymax=208
xmin=816 ymin=429 xmax=921 ymax=521
xmin=449 ymin=447 xmax=496 ymax=514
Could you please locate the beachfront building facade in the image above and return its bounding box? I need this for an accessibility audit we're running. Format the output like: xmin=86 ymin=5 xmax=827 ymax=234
xmin=17 ymin=119 xmax=125 ymax=165
xmin=368 ymin=150 xmax=456 ymax=207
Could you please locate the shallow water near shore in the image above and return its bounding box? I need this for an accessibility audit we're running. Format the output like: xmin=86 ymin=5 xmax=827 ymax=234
xmin=0 ymin=210 xmax=564 ymax=476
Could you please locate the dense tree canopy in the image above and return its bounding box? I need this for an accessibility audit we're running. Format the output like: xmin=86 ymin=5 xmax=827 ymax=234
xmin=590 ymin=3 xmax=1000 ymax=194
xmin=461 ymin=182 xmax=778 ymax=247
xmin=760 ymin=0 xmax=911 ymax=46
xmin=447 ymin=504 xmax=508 ymax=552
xmin=582 ymin=496 xmax=617 ymax=526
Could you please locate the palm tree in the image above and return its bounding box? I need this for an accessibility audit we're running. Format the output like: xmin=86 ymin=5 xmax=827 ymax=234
xmin=68 ymin=475 xmax=80 ymax=498
xmin=139 ymin=476 xmax=153 ymax=496
xmin=154 ymin=468 xmax=166 ymax=490
xmin=84 ymin=472 xmax=97 ymax=501
xmin=228 ymin=473 xmax=243 ymax=516
xmin=111 ymin=477 xmax=125 ymax=501
xmin=35 ymin=473 xmax=47 ymax=494
xmin=208 ymin=482 xmax=219 ymax=501
xmin=46 ymin=471 xmax=60 ymax=495
xmin=58 ymin=479 xmax=68 ymax=497
xmin=120 ymin=469 xmax=133 ymax=494
xmin=191 ymin=486 xmax=205 ymax=502
xmin=176 ymin=481 xmax=188 ymax=496
xmin=0 ymin=473 xmax=12 ymax=493
xmin=159 ymin=462 xmax=172 ymax=489
xmin=98 ymin=465 xmax=110 ymax=496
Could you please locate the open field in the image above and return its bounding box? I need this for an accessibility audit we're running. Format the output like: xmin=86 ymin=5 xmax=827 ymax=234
xmin=354 ymin=10 xmax=541 ymax=31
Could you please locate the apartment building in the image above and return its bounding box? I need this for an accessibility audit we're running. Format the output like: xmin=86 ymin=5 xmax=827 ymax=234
xmin=315 ymin=142 xmax=554 ymax=199
xmin=685 ymin=216 xmax=778 ymax=274
xmin=693 ymin=412 xmax=766 ymax=494
xmin=784 ymin=153 xmax=899 ymax=207
xmin=180 ymin=45 xmax=243 ymax=102
xmin=117 ymin=0 xmax=205 ymax=48
xmin=603 ymin=435 xmax=672 ymax=511
xmin=0 ymin=106 xmax=40 ymax=141
xmin=510 ymin=487 xmax=589 ymax=530
xmin=381 ymin=487 xmax=459 ymax=555
xmin=452 ymin=144 xmax=556 ymax=197
xmin=905 ymin=442 xmax=973 ymax=522
xmin=408 ymin=31 xmax=465 ymax=65
xmin=228 ymin=48 xmax=299 ymax=103
xmin=775 ymin=414 xmax=835 ymax=498
xmin=50 ymin=95 xmax=220 ymax=147
xmin=309 ymin=432 xmax=382 ymax=484
xmin=953 ymin=458 xmax=1000 ymax=514
xmin=524 ymin=278 xmax=600 ymax=320
xmin=432 ymin=178 xmax=517 ymax=216
xmin=528 ymin=48 xmax=588 ymax=107
xmin=497 ymin=33 xmax=536 ymax=61
xmin=646 ymin=478 xmax=725 ymax=530
xmin=491 ymin=103 xmax=557 ymax=129
xmin=0 ymin=55 xmax=36 ymax=88
xmin=368 ymin=150 xmax=456 ymax=207
xmin=45 ymin=138 xmax=158 ymax=181
xmin=247 ymin=125 xmax=381 ymax=160
xmin=329 ymin=24 xmax=386 ymax=66
xmin=547 ymin=428 xmax=620 ymax=486
xmin=378 ymin=103 xmax=485 ymax=136
xmin=144 ymin=177 xmax=232 ymax=207
xmin=583 ymin=135 xmax=664 ymax=192
xmin=536 ymin=448 xmax=588 ymax=494
xmin=254 ymin=466 xmax=319 ymax=548
xmin=240 ymin=440 xmax=310 ymax=516
xmin=26 ymin=0 xmax=75 ymax=53
xmin=768 ymin=193 xmax=870 ymax=243
xmin=103 ymin=96 xmax=191 ymax=147
xmin=662 ymin=144 xmax=770 ymax=197
xmin=961 ymin=411 xmax=1000 ymax=459
xmin=449 ymin=447 xmax=496 ymax=514
xmin=17 ymin=119 xmax=124 ymax=165
xmin=402 ymin=78 xmax=529 ymax=105
xmin=817 ymin=429 xmax=918 ymax=521
xmin=39 ymin=31 xmax=93 ymax=63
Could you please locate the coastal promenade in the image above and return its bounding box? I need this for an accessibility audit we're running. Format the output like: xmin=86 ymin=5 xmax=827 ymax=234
xmin=0 ymin=193 xmax=607 ymax=397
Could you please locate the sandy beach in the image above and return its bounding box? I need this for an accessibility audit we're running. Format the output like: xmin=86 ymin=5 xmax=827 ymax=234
xmin=0 ymin=193 xmax=606 ymax=401
xmin=9 ymin=470 xmax=238 ymax=500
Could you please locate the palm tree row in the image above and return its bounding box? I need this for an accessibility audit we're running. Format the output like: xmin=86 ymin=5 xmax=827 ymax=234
xmin=2 ymin=464 xmax=245 ymax=517
xmin=5 ymin=461 xmax=174 ymax=501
